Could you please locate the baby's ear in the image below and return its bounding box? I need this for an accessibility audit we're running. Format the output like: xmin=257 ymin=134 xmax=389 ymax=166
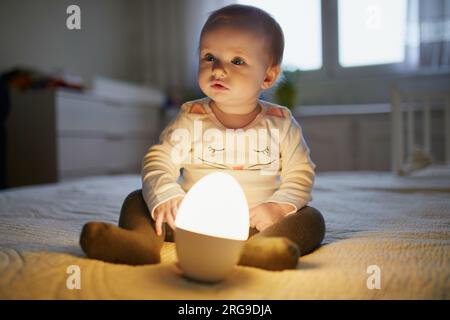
xmin=261 ymin=64 xmax=281 ymax=90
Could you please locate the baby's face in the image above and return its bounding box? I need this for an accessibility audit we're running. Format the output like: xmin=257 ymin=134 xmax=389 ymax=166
xmin=198 ymin=26 xmax=274 ymax=107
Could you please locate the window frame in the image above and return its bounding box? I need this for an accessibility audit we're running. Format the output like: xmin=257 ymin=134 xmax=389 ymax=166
xmin=296 ymin=0 xmax=449 ymax=81
xmin=332 ymin=0 xmax=415 ymax=77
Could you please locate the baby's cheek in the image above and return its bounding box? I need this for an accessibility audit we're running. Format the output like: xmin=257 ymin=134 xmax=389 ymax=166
xmin=197 ymin=74 xmax=209 ymax=90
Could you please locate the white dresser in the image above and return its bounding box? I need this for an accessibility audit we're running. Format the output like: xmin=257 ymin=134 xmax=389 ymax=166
xmin=6 ymin=88 xmax=162 ymax=187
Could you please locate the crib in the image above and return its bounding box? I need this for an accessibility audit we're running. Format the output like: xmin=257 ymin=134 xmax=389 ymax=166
xmin=391 ymin=86 xmax=450 ymax=174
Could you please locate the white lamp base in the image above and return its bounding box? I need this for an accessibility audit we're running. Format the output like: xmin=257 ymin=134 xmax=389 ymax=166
xmin=175 ymin=228 xmax=245 ymax=283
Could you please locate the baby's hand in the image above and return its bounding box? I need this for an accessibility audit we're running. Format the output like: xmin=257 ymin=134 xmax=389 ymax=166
xmin=249 ymin=202 xmax=295 ymax=231
xmin=153 ymin=196 xmax=184 ymax=236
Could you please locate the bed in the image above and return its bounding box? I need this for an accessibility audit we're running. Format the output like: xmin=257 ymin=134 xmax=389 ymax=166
xmin=0 ymin=166 xmax=449 ymax=299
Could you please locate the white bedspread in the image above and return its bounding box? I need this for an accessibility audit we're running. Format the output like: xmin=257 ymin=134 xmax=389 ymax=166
xmin=0 ymin=167 xmax=449 ymax=299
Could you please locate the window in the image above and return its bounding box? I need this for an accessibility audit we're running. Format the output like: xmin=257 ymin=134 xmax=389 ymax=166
xmin=338 ymin=0 xmax=408 ymax=67
xmin=237 ymin=0 xmax=322 ymax=71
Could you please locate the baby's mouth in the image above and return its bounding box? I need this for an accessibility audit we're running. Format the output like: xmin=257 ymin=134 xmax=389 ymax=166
xmin=210 ymin=81 xmax=229 ymax=90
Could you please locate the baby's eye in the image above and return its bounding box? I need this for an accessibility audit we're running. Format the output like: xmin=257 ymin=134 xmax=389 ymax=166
xmin=232 ymin=57 xmax=245 ymax=65
xmin=254 ymin=146 xmax=270 ymax=155
xmin=204 ymin=54 xmax=216 ymax=62
xmin=208 ymin=146 xmax=225 ymax=154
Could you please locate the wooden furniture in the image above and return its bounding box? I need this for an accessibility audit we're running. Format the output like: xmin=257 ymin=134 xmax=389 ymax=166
xmin=6 ymin=88 xmax=162 ymax=187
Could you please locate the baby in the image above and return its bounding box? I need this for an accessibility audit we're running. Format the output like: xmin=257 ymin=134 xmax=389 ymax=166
xmin=80 ymin=4 xmax=325 ymax=271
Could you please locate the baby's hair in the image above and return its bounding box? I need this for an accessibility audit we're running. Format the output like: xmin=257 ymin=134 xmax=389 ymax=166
xmin=199 ymin=4 xmax=284 ymax=67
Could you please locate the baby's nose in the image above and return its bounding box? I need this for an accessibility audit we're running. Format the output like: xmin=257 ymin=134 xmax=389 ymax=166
xmin=212 ymin=70 xmax=225 ymax=79
xmin=212 ymin=69 xmax=226 ymax=79
xmin=212 ymin=62 xmax=226 ymax=78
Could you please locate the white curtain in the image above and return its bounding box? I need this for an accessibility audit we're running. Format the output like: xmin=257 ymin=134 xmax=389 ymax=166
xmin=139 ymin=0 xmax=235 ymax=95
xmin=406 ymin=0 xmax=450 ymax=71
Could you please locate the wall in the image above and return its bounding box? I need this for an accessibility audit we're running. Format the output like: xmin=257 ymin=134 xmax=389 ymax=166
xmin=0 ymin=0 xmax=142 ymax=87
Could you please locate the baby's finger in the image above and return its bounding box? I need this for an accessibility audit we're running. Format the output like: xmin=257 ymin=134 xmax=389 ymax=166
xmin=249 ymin=214 xmax=257 ymax=228
xmin=258 ymin=221 xmax=269 ymax=232
xmin=155 ymin=212 xmax=164 ymax=236
xmin=166 ymin=212 xmax=176 ymax=231
xmin=170 ymin=206 xmax=178 ymax=224
xmin=255 ymin=221 xmax=265 ymax=232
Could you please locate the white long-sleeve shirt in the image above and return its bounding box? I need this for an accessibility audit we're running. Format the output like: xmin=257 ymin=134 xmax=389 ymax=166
xmin=142 ymin=97 xmax=316 ymax=219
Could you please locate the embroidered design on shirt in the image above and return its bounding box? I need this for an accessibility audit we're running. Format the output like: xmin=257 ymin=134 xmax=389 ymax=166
xmin=189 ymin=103 xmax=207 ymax=115
xmin=197 ymin=144 xmax=277 ymax=170
xmin=266 ymin=107 xmax=284 ymax=118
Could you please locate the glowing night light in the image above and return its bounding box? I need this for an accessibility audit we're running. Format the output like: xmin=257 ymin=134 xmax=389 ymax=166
xmin=175 ymin=172 xmax=250 ymax=282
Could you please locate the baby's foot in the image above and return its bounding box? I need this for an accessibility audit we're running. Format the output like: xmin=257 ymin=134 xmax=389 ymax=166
xmin=238 ymin=236 xmax=300 ymax=271
xmin=80 ymin=222 xmax=161 ymax=265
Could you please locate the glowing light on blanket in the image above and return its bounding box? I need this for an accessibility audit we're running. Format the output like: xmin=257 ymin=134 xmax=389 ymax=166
xmin=175 ymin=172 xmax=249 ymax=282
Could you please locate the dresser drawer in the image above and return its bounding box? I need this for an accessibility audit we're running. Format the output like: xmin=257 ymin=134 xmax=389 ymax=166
xmin=56 ymin=95 xmax=160 ymax=136
xmin=7 ymin=88 xmax=163 ymax=187
xmin=57 ymin=137 xmax=154 ymax=177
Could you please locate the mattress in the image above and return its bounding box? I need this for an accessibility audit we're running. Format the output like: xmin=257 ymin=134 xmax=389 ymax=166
xmin=0 ymin=167 xmax=449 ymax=299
